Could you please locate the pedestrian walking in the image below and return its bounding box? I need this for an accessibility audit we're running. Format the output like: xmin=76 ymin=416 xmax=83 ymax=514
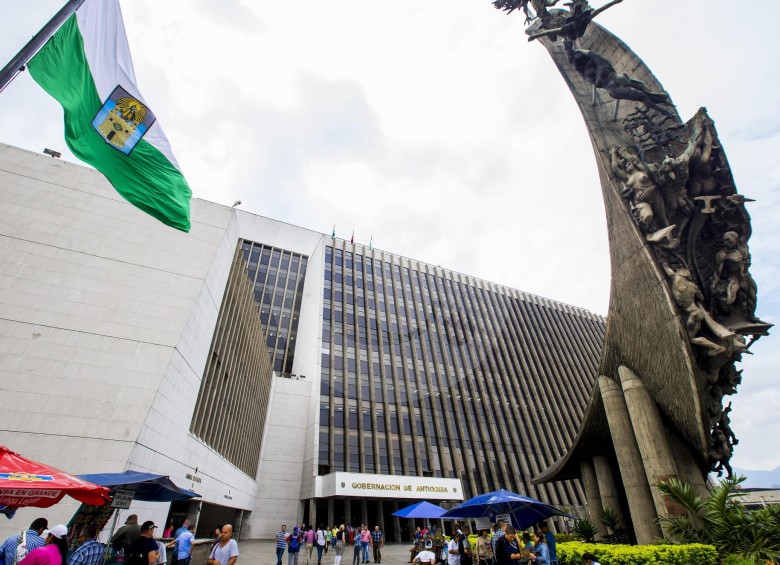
xmin=351 ymin=530 xmax=361 ymax=565
xmin=207 ymin=525 xmax=238 ymax=565
xmin=285 ymin=526 xmax=302 ymax=565
xmin=315 ymin=525 xmax=327 ymax=565
xmin=275 ymin=526 xmax=287 ymax=565
xmin=359 ymin=526 xmax=370 ymax=564
xmin=333 ymin=526 xmax=345 ymax=565
xmin=370 ymin=526 xmax=383 ymax=564
xmin=303 ymin=527 xmax=315 ymax=565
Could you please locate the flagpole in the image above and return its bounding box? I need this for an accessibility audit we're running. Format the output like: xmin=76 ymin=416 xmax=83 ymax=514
xmin=0 ymin=0 xmax=87 ymax=94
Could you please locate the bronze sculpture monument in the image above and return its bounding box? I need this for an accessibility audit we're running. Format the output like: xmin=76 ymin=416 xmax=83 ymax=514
xmin=493 ymin=0 xmax=772 ymax=543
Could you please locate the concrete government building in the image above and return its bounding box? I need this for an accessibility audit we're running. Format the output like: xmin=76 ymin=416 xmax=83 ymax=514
xmin=0 ymin=143 xmax=605 ymax=540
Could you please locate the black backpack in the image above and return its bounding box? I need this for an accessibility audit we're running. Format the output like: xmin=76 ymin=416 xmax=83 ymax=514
xmin=123 ymin=538 xmax=149 ymax=565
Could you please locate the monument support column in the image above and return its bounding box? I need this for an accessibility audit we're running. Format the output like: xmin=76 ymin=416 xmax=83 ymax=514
xmin=580 ymin=460 xmax=606 ymax=539
xmin=599 ymin=376 xmax=661 ymax=543
xmin=618 ymin=365 xmax=683 ymax=524
xmin=592 ymin=456 xmax=624 ymax=527
xmin=327 ymin=498 xmax=334 ymax=530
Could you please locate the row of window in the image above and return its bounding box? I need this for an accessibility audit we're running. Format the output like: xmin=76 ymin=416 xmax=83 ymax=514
xmin=241 ymin=241 xmax=308 ymax=373
xmin=319 ymin=244 xmax=604 ymax=503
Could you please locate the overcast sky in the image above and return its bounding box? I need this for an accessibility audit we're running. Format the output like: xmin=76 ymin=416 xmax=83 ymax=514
xmin=2 ymin=1 xmax=778 ymax=475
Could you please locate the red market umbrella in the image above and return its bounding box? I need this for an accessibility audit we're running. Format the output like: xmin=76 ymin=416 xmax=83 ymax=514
xmin=0 ymin=446 xmax=110 ymax=507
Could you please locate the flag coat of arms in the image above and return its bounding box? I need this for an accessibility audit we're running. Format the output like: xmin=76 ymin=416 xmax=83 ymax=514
xmin=27 ymin=0 xmax=191 ymax=232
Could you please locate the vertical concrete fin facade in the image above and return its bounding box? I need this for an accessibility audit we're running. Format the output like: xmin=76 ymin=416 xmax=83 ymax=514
xmin=190 ymin=243 xmax=274 ymax=477
xmin=579 ymin=460 xmax=606 ymax=538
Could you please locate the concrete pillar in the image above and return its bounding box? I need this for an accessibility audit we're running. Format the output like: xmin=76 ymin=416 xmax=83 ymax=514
xmin=599 ymin=375 xmax=661 ymax=543
xmin=593 ymin=455 xmax=624 ymax=527
xmin=580 ymin=460 xmax=606 ymax=539
xmin=309 ymin=499 xmax=317 ymax=529
xmin=376 ymin=499 xmax=384 ymax=529
xmin=391 ymin=501 xmax=401 ymax=542
xmin=619 ymin=366 xmax=685 ymax=524
xmin=327 ymin=499 xmax=334 ymax=529
xmin=188 ymin=500 xmax=201 ymax=532
xmin=345 ymin=498 xmax=352 ymax=527
xmin=234 ymin=510 xmax=244 ymax=541
xmin=361 ymin=499 xmax=368 ymax=526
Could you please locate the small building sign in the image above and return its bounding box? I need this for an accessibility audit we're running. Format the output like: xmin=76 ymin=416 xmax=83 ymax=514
xmin=111 ymin=489 xmax=135 ymax=509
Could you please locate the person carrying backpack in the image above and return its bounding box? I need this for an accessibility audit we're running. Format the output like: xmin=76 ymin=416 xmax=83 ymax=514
xmin=458 ymin=527 xmax=473 ymax=565
xmin=286 ymin=527 xmax=303 ymax=565
xmin=124 ymin=522 xmax=160 ymax=565
xmin=0 ymin=518 xmax=47 ymax=565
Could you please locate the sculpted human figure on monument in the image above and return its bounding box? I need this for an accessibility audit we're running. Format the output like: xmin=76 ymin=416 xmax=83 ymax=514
xmin=711 ymin=231 xmax=758 ymax=320
xmin=661 ymin=264 xmax=744 ymax=357
xmin=527 ymin=0 xmax=624 ymax=42
xmin=492 ymin=0 xmax=560 ymax=23
xmin=564 ymin=40 xmax=675 ymax=114
xmin=610 ymin=146 xmax=672 ymax=240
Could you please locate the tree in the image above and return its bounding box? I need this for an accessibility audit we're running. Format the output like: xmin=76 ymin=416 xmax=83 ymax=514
xmin=657 ymin=475 xmax=780 ymax=564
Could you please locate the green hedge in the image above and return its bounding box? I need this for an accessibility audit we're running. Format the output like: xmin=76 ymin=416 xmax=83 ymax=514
xmin=558 ymin=541 xmax=718 ymax=565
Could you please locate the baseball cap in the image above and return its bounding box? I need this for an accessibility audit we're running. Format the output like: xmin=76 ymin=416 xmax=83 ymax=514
xmin=141 ymin=521 xmax=157 ymax=532
xmin=43 ymin=525 xmax=68 ymax=539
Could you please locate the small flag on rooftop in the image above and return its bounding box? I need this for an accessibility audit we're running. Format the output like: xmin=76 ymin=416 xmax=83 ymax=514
xmin=350 ymin=231 xmax=354 ymax=245
xmin=369 ymin=235 xmax=373 ymax=251
xmin=331 ymin=225 xmax=335 ymax=239
xmin=27 ymin=0 xmax=192 ymax=232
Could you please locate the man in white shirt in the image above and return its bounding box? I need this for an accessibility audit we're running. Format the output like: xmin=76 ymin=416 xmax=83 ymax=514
xmin=447 ymin=531 xmax=460 ymax=565
xmin=208 ymin=525 xmax=239 ymax=565
xmin=413 ymin=541 xmax=436 ymax=565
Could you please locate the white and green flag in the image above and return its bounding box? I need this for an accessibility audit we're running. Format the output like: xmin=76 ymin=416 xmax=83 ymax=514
xmin=28 ymin=0 xmax=191 ymax=232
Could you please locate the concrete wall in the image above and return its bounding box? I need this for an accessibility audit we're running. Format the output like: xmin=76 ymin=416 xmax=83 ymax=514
xmin=250 ymin=376 xmax=312 ymax=538
xmin=0 ymin=144 xmax=258 ymax=538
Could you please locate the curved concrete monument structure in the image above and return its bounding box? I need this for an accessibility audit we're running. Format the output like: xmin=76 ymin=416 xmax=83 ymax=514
xmin=494 ymin=0 xmax=772 ymax=543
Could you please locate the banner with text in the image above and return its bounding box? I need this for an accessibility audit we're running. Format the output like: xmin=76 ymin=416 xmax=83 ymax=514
xmin=317 ymin=472 xmax=464 ymax=501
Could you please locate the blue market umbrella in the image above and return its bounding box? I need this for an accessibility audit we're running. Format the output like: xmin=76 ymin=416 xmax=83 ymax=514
xmin=77 ymin=471 xmax=200 ymax=502
xmin=440 ymin=489 xmax=570 ymax=531
xmin=392 ymin=501 xmax=447 ymax=519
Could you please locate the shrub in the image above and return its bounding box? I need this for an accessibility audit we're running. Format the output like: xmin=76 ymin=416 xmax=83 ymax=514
xmin=722 ymin=555 xmax=758 ymax=565
xmin=572 ymin=518 xmax=598 ymax=543
xmin=557 ymin=540 xmax=717 ymax=565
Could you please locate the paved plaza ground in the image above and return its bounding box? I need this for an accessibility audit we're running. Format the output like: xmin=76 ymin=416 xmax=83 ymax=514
xmin=236 ymin=540 xmax=415 ymax=564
